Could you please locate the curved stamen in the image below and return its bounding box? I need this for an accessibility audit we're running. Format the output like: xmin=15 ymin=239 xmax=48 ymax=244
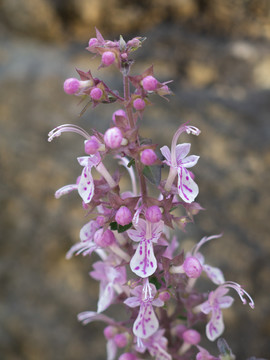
xmin=48 ymin=124 xmax=91 ymax=142
xmin=115 ymin=155 xmax=137 ymax=195
xmin=224 ymin=281 xmax=255 ymax=309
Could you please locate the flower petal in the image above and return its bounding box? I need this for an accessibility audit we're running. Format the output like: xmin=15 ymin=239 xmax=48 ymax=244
xmin=97 ymin=282 xmax=115 ymax=313
xmin=151 ymin=220 xmax=164 ymax=243
xmin=177 ymin=167 xmax=199 ymax=203
xmin=55 ymin=184 xmax=77 ymax=199
xmin=133 ymin=302 xmax=159 ymax=339
xmin=218 ymin=295 xmax=234 ymax=309
xmin=160 ymin=145 xmax=171 ymax=163
xmin=124 ymin=296 xmax=141 ymax=308
xmin=130 ymin=240 xmax=157 ymax=278
xmin=203 ymin=264 xmax=225 ymax=285
xmin=78 ymin=166 xmax=94 ymax=203
xmin=128 ymin=219 xmax=147 ymax=242
xmin=175 ymin=143 xmax=191 ymax=163
xmin=206 ymin=309 xmax=224 ymax=341
xmin=181 ymin=155 xmax=200 ymax=168
xmin=106 ymin=339 xmax=117 ymax=360
xmin=80 ymin=220 xmax=99 ymax=241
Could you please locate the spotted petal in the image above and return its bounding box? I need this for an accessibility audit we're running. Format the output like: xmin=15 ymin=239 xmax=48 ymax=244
xmin=181 ymin=155 xmax=200 ymax=168
xmin=80 ymin=220 xmax=99 ymax=241
xmin=130 ymin=240 xmax=157 ymax=278
xmin=206 ymin=309 xmax=224 ymax=341
xmin=133 ymin=302 xmax=159 ymax=339
xmin=55 ymin=184 xmax=77 ymax=199
xmin=177 ymin=167 xmax=199 ymax=203
xmin=78 ymin=166 xmax=94 ymax=203
xmin=127 ymin=219 xmax=147 ymax=242
xmin=203 ymin=264 xmax=225 ymax=285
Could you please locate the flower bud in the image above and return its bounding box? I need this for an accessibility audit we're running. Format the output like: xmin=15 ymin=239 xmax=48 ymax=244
xmin=63 ymin=78 xmax=80 ymax=94
xmin=175 ymin=324 xmax=187 ymax=338
xmin=96 ymin=216 xmax=105 ymax=227
xmin=182 ymin=329 xmax=201 ymax=345
xmin=102 ymin=51 xmax=116 ymax=66
xmin=104 ymin=127 xmax=123 ymax=149
xmin=159 ymin=291 xmax=170 ymax=302
xmin=127 ymin=38 xmax=140 ymax=48
xmin=115 ymin=206 xmax=132 ymax=226
xmin=88 ymin=37 xmax=98 ymax=47
xmin=94 ymin=229 xmax=115 ymax=247
xmin=90 ymin=87 xmax=103 ymax=100
xmin=114 ymin=333 xmax=128 ymax=348
xmin=133 ymin=98 xmax=145 ymax=111
xmin=140 ymin=149 xmax=157 ymax=165
xmin=84 ymin=137 xmax=100 ymax=155
xmin=119 ymin=353 xmax=137 ymax=360
xmin=142 ymin=75 xmax=158 ymax=91
xmin=183 ymin=256 xmax=202 ymax=278
xmin=103 ymin=325 xmax=117 ymax=340
xmin=112 ymin=109 xmax=127 ymax=123
xmin=145 ymin=206 xmax=162 ymax=223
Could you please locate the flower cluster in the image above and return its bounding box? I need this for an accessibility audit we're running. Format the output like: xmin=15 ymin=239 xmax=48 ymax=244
xmin=49 ymin=28 xmax=255 ymax=360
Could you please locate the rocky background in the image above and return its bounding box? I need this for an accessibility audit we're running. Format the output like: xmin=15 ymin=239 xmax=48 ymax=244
xmin=1 ymin=1 xmax=270 ymax=359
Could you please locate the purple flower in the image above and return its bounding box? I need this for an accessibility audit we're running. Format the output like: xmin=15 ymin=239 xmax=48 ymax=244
xmin=127 ymin=219 xmax=164 ymax=277
xmin=136 ymin=329 xmax=172 ymax=360
xmin=198 ymin=281 xmax=254 ymax=341
xmin=91 ymin=259 xmax=127 ymax=313
xmin=188 ymin=234 xmax=225 ymax=285
xmin=124 ymin=280 xmax=164 ymax=339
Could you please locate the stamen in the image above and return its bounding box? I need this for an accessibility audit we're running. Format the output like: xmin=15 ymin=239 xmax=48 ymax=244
xmin=115 ymin=155 xmax=137 ymax=195
xmin=48 ymin=124 xmax=91 ymax=142
xmin=185 ymin=126 xmax=201 ymax=136
xmin=142 ymin=278 xmax=153 ymax=300
xmin=224 ymin=281 xmax=255 ymax=309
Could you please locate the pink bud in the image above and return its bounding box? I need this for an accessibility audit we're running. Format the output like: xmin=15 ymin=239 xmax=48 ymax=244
xmin=112 ymin=109 xmax=127 ymax=123
xmin=104 ymin=127 xmax=123 ymax=149
xmin=90 ymin=87 xmax=103 ymax=100
xmin=84 ymin=136 xmax=100 ymax=155
xmin=63 ymin=78 xmax=80 ymax=94
xmin=102 ymin=51 xmax=116 ymax=66
xmin=88 ymin=37 xmax=98 ymax=47
xmin=159 ymin=291 xmax=170 ymax=302
xmin=115 ymin=206 xmax=132 ymax=226
xmin=121 ymin=53 xmax=128 ymax=60
xmin=96 ymin=216 xmax=105 ymax=226
xmin=127 ymin=38 xmax=140 ymax=48
xmin=142 ymin=75 xmax=158 ymax=91
xmin=183 ymin=257 xmax=202 ymax=278
xmin=114 ymin=333 xmax=128 ymax=348
xmin=119 ymin=353 xmax=137 ymax=360
xmin=140 ymin=149 xmax=157 ymax=165
xmin=175 ymin=324 xmax=187 ymax=338
xmin=182 ymin=329 xmax=201 ymax=345
xmin=145 ymin=206 xmax=162 ymax=223
xmin=103 ymin=325 xmax=117 ymax=340
xmin=133 ymin=98 xmax=145 ymax=111
xmin=94 ymin=229 xmax=115 ymax=247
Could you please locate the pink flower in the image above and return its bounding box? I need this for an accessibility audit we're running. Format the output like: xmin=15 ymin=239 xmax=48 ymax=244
xmin=198 ymin=281 xmax=254 ymax=341
xmin=136 ymin=328 xmax=172 ymax=360
xmin=127 ymin=219 xmax=164 ymax=277
xmin=124 ymin=280 xmax=164 ymax=339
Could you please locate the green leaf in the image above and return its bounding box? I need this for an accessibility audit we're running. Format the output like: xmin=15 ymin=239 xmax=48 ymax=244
xmin=143 ymin=165 xmax=161 ymax=185
xmin=110 ymin=222 xmax=118 ymax=231
xmin=118 ymin=223 xmax=132 ymax=233
xmin=127 ymin=158 xmax=135 ymax=168
xmin=149 ymin=276 xmax=162 ymax=290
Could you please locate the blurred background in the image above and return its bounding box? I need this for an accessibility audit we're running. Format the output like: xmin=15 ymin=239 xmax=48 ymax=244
xmin=1 ymin=0 xmax=270 ymax=359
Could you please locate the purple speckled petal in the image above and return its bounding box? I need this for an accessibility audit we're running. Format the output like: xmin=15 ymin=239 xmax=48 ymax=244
xmin=77 ymin=156 xmax=89 ymax=167
xmin=175 ymin=143 xmax=191 ymax=163
xmin=97 ymin=282 xmax=115 ymax=313
xmin=151 ymin=220 xmax=164 ymax=243
xmin=160 ymin=145 xmax=171 ymax=163
xmin=127 ymin=219 xmax=147 ymax=242
xmin=80 ymin=220 xmax=99 ymax=241
xmin=55 ymin=184 xmax=78 ymax=199
xmin=133 ymin=302 xmax=159 ymax=339
xmin=206 ymin=309 xmax=224 ymax=341
xmin=181 ymin=154 xmax=200 ymax=168
xmin=78 ymin=166 xmax=94 ymax=203
xmin=177 ymin=167 xmax=199 ymax=203
xmin=130 ymin=240 xmax=157 ymax=278
xmin=203 ymin=264 xmax=225 ymax=285
xmin=149 ymin=343 xmax=172 ymax=360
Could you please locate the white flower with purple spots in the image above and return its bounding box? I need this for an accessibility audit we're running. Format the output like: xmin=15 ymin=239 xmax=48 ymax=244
xmin=127 ymin=219 xmax=164 ymax=278
xmin=161 ymin=123 xmax=200 ymax=203
xmin=136 ymin=329 xmax=172 ymax=360
xmin=198 ymin=281 xmax=254 ymax=341
xmin=124 ymin=280 xmax=164 ymax=339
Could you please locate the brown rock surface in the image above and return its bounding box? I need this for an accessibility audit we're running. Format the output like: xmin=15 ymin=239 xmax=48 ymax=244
xmin=0 ymin=4 xmax=270 ymax=360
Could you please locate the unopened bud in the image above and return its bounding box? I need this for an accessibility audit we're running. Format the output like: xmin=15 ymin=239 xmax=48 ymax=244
xmin=94 ymin=229 xmax=115 ymax=247
xmin=88 ymin=37 xmax=98 ymax=47
xmin=133 ymin=98 xmax=145 ymax=111
xmin=90 ymin=87 xmax=103 ymax=100
xmin=159 ymin=291 xmax=170 ymax=302
xmin=182 ymin=329 xmax=201 ymax=345
xmin=114 ymin=333 xmax=128 ymax=348
xmin=183 ymin=257 xmax=202 ymax=279
xmin=104 ymin=325 xmax=117 ymax=340
xmin=104 ymin=127 xmax=125 ymax=149
xmin=102 ymin=51 xmax=116 ymax=66
xmin=142 ymin=75 xmax=158 ymax=91
xmin=140 ymin=149 xmax=157 ymax=165
xmin=115 ymin=206 xmax=132 ymax=226
xmin=119 ymin=353 xmax=137 ymax=360
xmin=112 ymin=109 xmax=127 ymax=123
xmin=145 ymin=206 xmax=162 ymax=223
xmin=63 ymin=78 xmax=80 ymax=94
xmin=84 ymin=137 xmax=100 ymax=155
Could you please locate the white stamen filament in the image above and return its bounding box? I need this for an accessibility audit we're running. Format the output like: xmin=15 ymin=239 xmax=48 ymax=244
xmin=48 ymin=124 xmax=91 ymax=142
xmin=96 ymin=162 xmax=117 ymax=188
xmin=116 ymin=156 xmax=137 ymax=196
xmin=109 ymin=243 xmax=130 ymax=262
xmin=142 ymin=278 xmax=153 ymax=301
